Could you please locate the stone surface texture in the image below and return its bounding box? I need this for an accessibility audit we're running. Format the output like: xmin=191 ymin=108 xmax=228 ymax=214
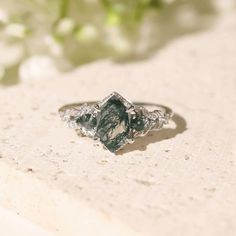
xmin=1 ymin=11 xmax=236 ymax=236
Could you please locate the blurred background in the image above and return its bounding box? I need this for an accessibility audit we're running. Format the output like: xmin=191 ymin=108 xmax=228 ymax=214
xmin=0 ymin=2 xmax=236 ymax=235
xmin=0 ymin=0 xmax=235 ymax=85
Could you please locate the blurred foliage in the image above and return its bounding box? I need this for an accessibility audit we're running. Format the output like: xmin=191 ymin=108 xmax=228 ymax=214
xmin=0 ymin=0 xmax=227 ymax=83
xmin=0 ymin=0 xmax=168 ymax=81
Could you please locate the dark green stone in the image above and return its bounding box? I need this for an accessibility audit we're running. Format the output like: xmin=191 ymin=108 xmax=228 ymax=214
xmin=76 ymin=113 xmax=97 ymax=130
xmin=131 ymin=115 xmax=146 ymax=132
xmin=96 ymin=95 xmax=130 ymax=152
xmin=130 ymin=111 xmax=149 ymax=132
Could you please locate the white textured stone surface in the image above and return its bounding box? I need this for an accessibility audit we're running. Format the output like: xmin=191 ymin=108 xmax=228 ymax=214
xmin=0 ymin=205 xmax=55 ymax=236
xmin=0 ymin=12 xmax=236 ymax=236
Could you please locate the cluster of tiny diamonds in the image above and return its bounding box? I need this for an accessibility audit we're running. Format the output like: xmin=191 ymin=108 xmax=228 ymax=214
xmin=59 ymin=106 xmax=82 ymax=128
xmin=78 ymin=106 xmax=98 ymax=137
xmin=148 ymin=109 xmax=170 ymax=129
xmin=59 ymin=104 xmax=95 ymax=131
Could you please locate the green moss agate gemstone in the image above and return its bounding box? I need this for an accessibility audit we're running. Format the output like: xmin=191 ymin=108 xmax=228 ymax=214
xmin=96 ymin=94 xmax=130 ymax=152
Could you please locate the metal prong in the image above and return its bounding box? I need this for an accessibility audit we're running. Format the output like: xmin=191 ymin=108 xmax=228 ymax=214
xmin=127 ymin=138 xmax=135 ymax=144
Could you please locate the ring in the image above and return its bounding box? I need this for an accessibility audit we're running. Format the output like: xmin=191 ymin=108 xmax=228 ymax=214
xmin=59 ymin=92 xmax=173 ymax=153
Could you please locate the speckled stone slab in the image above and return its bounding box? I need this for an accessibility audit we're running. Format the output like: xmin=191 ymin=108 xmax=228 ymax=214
xmin=0 ymin=12 xmax=236 ymax=236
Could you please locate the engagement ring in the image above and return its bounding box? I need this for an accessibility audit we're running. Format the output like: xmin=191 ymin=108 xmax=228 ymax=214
xmin=59 ymin=92 xmax=173 ymax=153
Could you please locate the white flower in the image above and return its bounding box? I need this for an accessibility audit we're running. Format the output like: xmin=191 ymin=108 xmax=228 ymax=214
xmin=0 ymin=0 xmax=179 ymax=82
xmin=19 ymin=55 xmax=60 ymax=82
xmin=44 ymin=35 xmax=63 ymax=56
xmin=75 ymin=24 xmax=98 ymax=43
xmin=105 ymin=26 xmax=131 ymax=54
xmin=55 ymin=18 xmax=75 ymax=36
xmin=4 ymin=23 xmax=28 ymax=38
xmin=0 ymin=8 xmax=9 ymax=24
xmin=0 ymin=42 xmax=24 ymax=67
